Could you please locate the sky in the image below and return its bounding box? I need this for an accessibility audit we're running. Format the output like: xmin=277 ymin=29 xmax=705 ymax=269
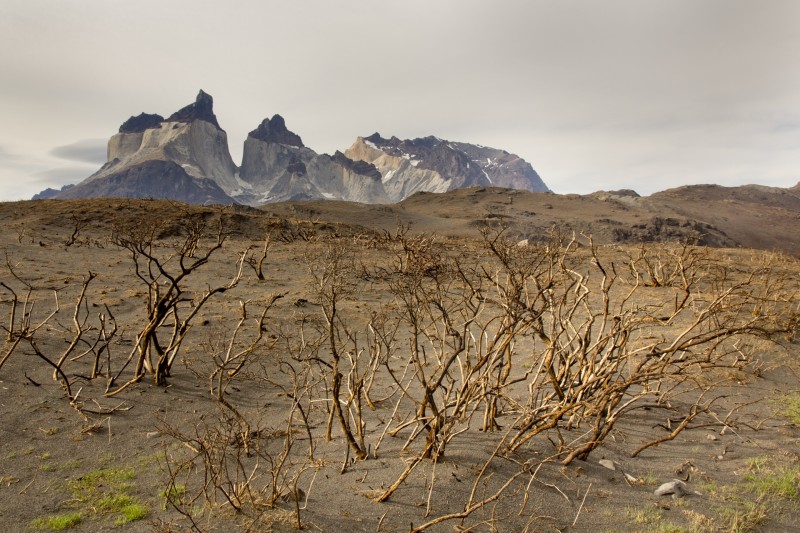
xmin=1 ymin=1 xmax=799 ymax=202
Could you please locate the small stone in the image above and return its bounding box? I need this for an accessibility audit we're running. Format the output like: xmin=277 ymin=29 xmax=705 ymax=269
xmin=654 ymin=480 xmax=688 ymax=497
xmin=146 ymin=431 xmax=160 ymax=439
xmin=598 ymin=459 xmax=617 ymax=471
xmin=706 ymin=434 xmax=718 ymax=441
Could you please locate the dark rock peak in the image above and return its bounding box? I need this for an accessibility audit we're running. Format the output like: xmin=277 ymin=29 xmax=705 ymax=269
xmin=166 ymin=90 xmax=221 ymax=129
xmin=249 ymin=114 xmax=304 ymax=147
xmin=119 ymin=113 xmax=165 ymax=134
xmin=331 ymin=151 xmax=381 ymax=180
xmin=365 ymin=132 xmax=386 ymax=145
xmin=406 ymin=136 xmax=440 ymax=149
xmin=364 ymin=133 xmax=403 ymax=148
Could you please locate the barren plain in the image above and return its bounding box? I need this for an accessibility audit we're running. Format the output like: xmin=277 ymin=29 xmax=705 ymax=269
xmin=1 ymin=191 xmax=799 ymax=532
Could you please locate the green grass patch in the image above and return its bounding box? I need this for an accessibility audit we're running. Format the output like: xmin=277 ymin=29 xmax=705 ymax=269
xmin=743 ymin=457 xmax=800 ymax=500
xmin=49 ymin=466 xmax=150 ymax=526
xmin=29 ymin=512 xmax=82 ymax=530
xmin=96 ymin=493 xmax=135 ymax=512
xmin=114 ymin=503 xmax=148 ymax=525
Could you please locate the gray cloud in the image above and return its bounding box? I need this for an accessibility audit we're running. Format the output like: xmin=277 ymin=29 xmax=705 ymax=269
xmin=0 ymin=144 xmax=94 ymax=201
xmin=0 ymin=145 xmax=20 ymax=162
xmin=1 ymin=1 xmax=799 ymax=201
xmin=49 ymin=139 xmax=107 ymax=165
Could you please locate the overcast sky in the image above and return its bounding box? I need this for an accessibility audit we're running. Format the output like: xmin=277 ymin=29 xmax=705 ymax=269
xmin=1 ymin=1 xmax=799 ymax=201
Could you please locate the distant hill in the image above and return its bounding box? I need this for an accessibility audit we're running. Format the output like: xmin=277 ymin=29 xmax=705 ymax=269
xmin=262 ymin=184 xmax=800 ymax=255
xmin=11 ymin=181 xmax=800 ymax=255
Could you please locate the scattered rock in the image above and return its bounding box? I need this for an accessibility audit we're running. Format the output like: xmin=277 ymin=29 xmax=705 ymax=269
xmin=706 ymin=433 xmax=718 ymax=441
xmin=654 ymin=480 xmax=688 ymax=497
xmin=598 ymin=459 xmax=617 ymax=471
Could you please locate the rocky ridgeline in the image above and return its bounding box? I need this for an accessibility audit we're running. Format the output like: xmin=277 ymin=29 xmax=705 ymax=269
xmin=42 ymin=91 xmax=549 ymax=206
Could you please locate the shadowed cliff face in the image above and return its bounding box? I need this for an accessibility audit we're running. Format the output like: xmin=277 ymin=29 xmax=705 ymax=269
xmin=237 ymin=115 xmax=389 ymax=204
xmin=57 ymin=160 xmax=234 ymax=205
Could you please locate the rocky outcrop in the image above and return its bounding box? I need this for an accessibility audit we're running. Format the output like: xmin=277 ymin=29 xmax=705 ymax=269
xmin=57 ymin=160 xmax=234 ymax=205
xmin=72 ymin=90 xmax=240 ymax=199
xmin=238 ymin=116 xmax=388 ymax=204
xmin=344 ymin=134 xmax=549 ymax=202
xmin=119 ymin=113 xmax=164 ymax=134
xmin=249 ymin=115 xmax=304 ymax=147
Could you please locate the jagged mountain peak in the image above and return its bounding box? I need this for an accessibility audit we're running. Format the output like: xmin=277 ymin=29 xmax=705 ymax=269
xmin=248 ymin=114 xmax=304 ymax=147
xmin=119 ymin=113 xmax=165 ymax=134
xmin=364 ymin=133 xmax=402 ymax=148
xmin=166 ymin=90 xmax=221 ymax=129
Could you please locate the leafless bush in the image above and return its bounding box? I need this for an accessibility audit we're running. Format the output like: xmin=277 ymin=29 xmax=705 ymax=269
xmin=63 ymin=213 xmax=89 ymax=248
xmin=369 ymin=228 xmax=796 ymax=519
xmin=244 ymin=233 xmax=271 ymax=281
xmin=160 ymin=376 xmax=317 ymax=530
xmin=0 ymin=258 xmax=100 ymax=402
xmin=107 ymin=214 xmax=244 ymax=392
xmin=202 ymin=297 xmax=283 ymax=452
xmin=306 ymin=244 xmax=369 ymax=462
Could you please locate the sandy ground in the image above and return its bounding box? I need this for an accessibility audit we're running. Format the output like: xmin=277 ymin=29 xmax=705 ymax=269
xmin=0 ymin=198 xmax=799 ymax=532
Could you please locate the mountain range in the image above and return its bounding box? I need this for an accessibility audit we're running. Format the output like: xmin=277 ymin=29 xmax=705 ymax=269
xmin=36 ymin=90 xmax=549 ymax=205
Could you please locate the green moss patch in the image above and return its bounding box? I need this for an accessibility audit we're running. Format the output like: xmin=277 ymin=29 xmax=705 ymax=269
xmin=30 ymin=466 xmax=148 ymax=529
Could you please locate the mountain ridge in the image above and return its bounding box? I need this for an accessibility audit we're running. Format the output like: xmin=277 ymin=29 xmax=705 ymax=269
xmin=43 ymin=90 xmax=549 ymax=206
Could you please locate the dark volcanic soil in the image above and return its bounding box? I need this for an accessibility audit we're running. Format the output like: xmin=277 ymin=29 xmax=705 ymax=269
xmin=1 ymin=198 xmax=799 ymax=532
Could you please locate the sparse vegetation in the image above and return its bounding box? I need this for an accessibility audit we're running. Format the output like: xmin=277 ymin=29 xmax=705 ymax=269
xmin=2 ymin=198 xmax=799 ymax=531
xmin=29 ymin=512 xmax=82 ymax=531
xmin=743 ymin=459 xmax=800 ymax=500
xmin=777 ymin=392 xmax=800 ymax=426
